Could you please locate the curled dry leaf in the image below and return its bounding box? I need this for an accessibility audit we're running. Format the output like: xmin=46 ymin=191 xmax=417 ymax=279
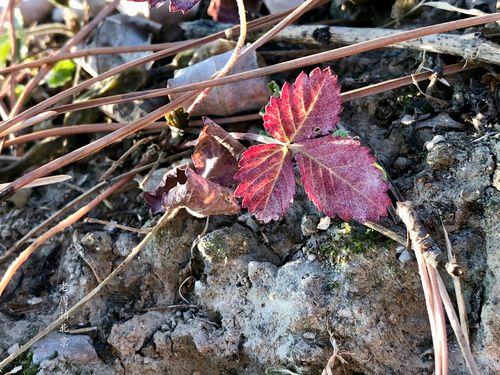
xmin=168 ymin=48 xmax=270 ymax=116
xmin=192 ymin=118 xmax=246 ymax=187
xmin=145 ymin=166 xmax=240 ymax=217
xmin=235 ymin=67 xmax=391 ymax=223
xmin=144 ymin=119 xmax=243 ymax=217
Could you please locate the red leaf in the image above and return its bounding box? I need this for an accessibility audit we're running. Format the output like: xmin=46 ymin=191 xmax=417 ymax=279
xmin=169 ymin=0 xmax=199 ymax=13
xmin=262 ymin=67 xmax=342 ymax=143
xmin=144 ymin=167 xmax=184 ymax=214
xmin=145 ymin=167 xmax=240 ymax=217
xmin=234 ymin=143 xmax=295 ymax=223
xmin=192 ymin=118 xmax=246 ymax=188
xmin=295 ymin=136 xmax=391 ymax=222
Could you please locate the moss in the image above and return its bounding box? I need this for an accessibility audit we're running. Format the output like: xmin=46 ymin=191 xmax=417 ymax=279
xmin=1 ymin=352 xmax=40 ymax=375
xmin=312 ymin=222 xmax=385 ymax=263
xmin=200 ymin=233 xmax=232 ymax=262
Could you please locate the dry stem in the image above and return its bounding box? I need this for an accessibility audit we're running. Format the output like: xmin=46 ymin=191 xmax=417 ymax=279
xmin=396 ymin=201 xmax=480 ymax=375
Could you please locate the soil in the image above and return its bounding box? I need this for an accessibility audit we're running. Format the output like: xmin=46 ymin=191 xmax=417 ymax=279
xmin=0 ymin=1 xmax=499 ymax=374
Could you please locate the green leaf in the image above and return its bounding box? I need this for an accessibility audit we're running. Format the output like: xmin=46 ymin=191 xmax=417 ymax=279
xmin=268 ymin=80 xmax=280 ymax=97
xmin=46 ymin=60 xmax=76 ymax=88
xmin=0 ymin=35 xmax=11 ymax=68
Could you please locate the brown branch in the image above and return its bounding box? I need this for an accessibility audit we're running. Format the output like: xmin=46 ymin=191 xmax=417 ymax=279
xmin=36 ymin=62 xmax=475 ymax=122
xmin=0 ymin=61 xmax=477 ymax=152
xmin=396 ymin=201 xmax=480 ymax=375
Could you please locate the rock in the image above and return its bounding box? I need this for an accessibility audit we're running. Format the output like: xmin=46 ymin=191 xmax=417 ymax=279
xmin=113 ymin=232 xmax=138 ymax=257
xmin=415 ymin=113 xmax=464 ymax=131
xmin=393 ymin=156 xmax=411 ymax=170
xmin=108 ymin=311 xmax=169 ymax=359
xmin=424 ymin=134 xmax=445 ymax=151
xmin=301 ymin=214 xmax=319 ymax=236
xmin=192 ymin=240 xmax=431 ymax=373
xmin=316 ymin=216 xmax=331 ymax=231
xmin=426 ymin=139 xmax=459 ymax=170
xmin=32 ymin=332 xmax=97 ymax=364
xmin=398 ymin=249 xmax=413 ymax=263
xmin=302 ymin=332 xmax=316 ymax=340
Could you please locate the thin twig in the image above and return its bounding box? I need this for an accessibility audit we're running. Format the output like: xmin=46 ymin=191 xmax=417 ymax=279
xmin=441 ymin=219 xmax=469 ymax=346
xmin=100 ymin=136 xmax=155 ymax=181
xmin=84 ymin=218 xmax=150 ymax=234
xmin=396 ymin=201 xmax=445 ymax=375
xmin=7 ymin=0 xmax=17 ymax=110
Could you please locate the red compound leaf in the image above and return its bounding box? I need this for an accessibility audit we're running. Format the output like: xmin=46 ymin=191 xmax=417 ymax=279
xmin=234 ymin=143 xmax=295 ymax=223
xmin=192 ymin=118 xmax=246 ymax=188
xmin=294 ymin=136 xmax=391 ymax=222
xmin=263 ymin=67 xmax=342 ymax=143
xmin=145 ymin=167 xmax=240 ymax=217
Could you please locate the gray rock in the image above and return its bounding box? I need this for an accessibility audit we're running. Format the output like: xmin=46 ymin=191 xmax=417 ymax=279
xmin=398 ymin=249 xmax=413 ymax=263
xmin=108 ymin=311 xmax=170 ymax=359
xmin=301 ymin=214 xmax=319 ymax=236
xmin=32 ymin=332 xmax=97 ymax=364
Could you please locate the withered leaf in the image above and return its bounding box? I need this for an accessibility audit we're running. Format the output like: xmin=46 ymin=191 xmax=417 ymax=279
xmin=145 ymin=166 xmax=240 ymax=217
xmin=192 ymin=118 xmax=246 ymax=188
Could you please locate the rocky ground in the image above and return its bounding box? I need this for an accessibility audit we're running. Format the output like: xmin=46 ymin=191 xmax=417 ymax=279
xmin=0 ymin=2 xmax=499 ymax=375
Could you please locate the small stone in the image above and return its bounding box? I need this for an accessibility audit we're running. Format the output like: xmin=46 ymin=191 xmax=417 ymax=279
xmin=393 ymin=156 xmax=411 ymax=171
xmin=396 ymin=245 xmax=406 ymax=254
xmin=302 ymin=332 xmax=316 ymax=340
xmin=32 ymin=333 xmax=98 ymax=364
xmin=307 ymin=254 xmax=317 ymax=262
xmin=316 ymin=217 xmax=331 ymax=231
xmin=7 ymin=343 xmax=19 ymax=355
xmin=301 ymin=215 xmax=319 ymax=236
xmin=424 ymin=135 xmax=445 ymax=151
xmin=398 ymin=250 xmax=413 ymax=263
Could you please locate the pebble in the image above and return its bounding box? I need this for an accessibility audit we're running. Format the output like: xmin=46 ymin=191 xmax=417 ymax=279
xmin=301 ymin=215 xmax=319 ymax=236
xmin=398 ymin=250 xmax=413 ymax=263
xmin=393 ymin=156 xmax=411 ymax=171
xmin=302 ymin=332 xmax=316 ymax=340
xmin=316 ymin=217 xmax=331 ymax=231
